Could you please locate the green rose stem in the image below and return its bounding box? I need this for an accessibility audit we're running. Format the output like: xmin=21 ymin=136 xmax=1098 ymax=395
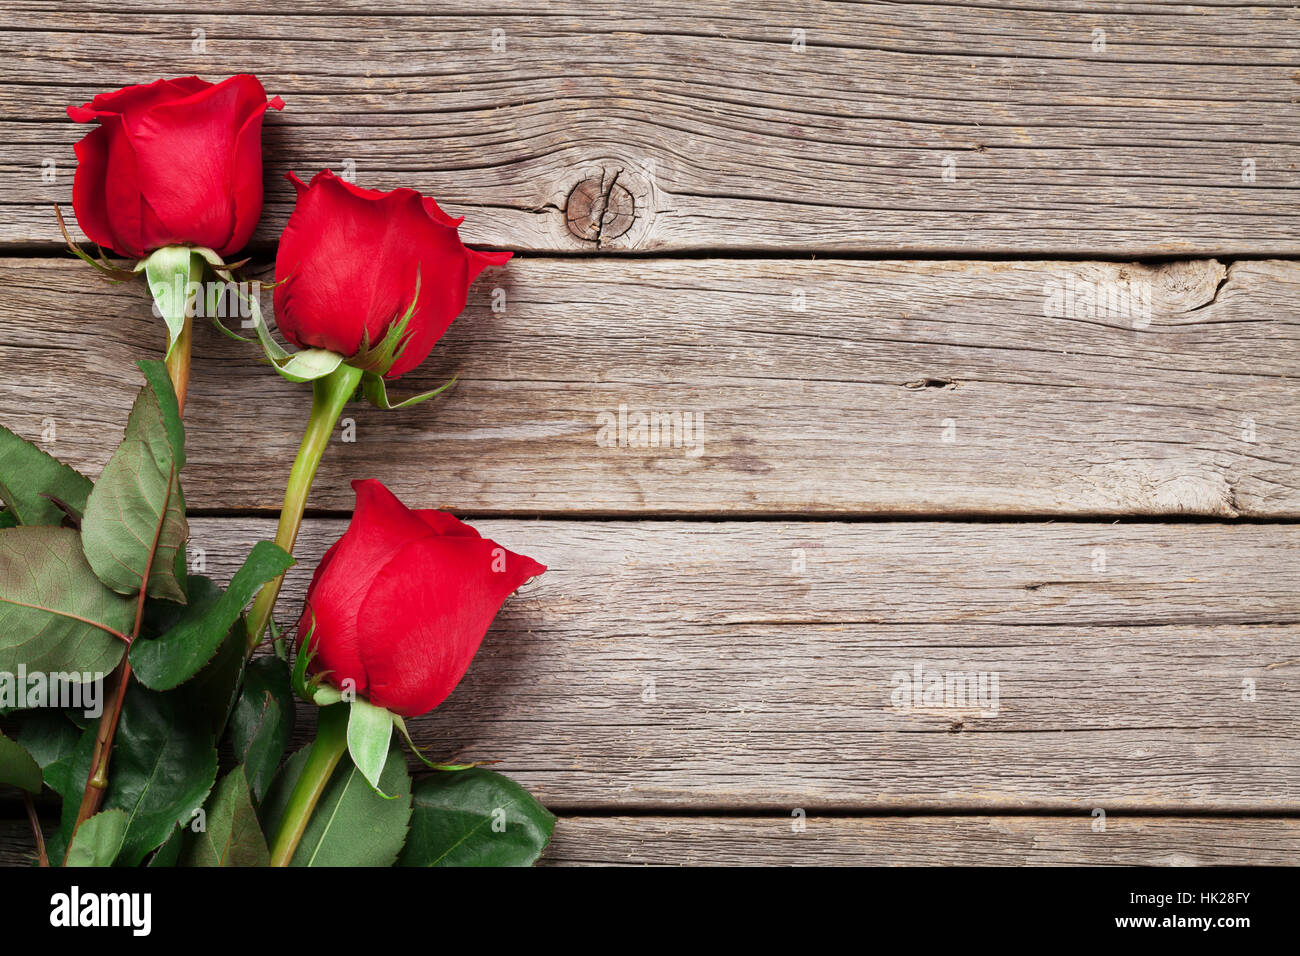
xmin=165 ymin=312 xmax=194 ymax=416
xmin=245 ymin=362 xmax=364 ymax=654
xmin=69 ymin=260 xmax=202 ymax=848
xmin=268 ymin=703 xmax=349 ymax=866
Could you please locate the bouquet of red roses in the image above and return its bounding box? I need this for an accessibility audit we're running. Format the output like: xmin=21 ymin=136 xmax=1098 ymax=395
xmin=0 ymin=76 xmax=553 ymax=867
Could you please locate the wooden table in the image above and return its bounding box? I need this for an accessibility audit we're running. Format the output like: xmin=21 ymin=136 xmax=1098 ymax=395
xmin=1 ymin=1 xmax=1297 ymax=865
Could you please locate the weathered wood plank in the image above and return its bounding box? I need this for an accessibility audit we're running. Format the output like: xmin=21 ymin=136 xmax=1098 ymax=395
xmin=2 ymin=3 xmax=1299 ymax=254
xmin=5 ymin=814 xmax=1299 ymax=866
xmin=0 ymin=823 xmax=36 ymax=868
xmin=1 ymin=257 xmax=1295 ymax=517
xmin=167 ymin=517 xmax=1300 ymax=811
xmin=540 ymin=815 xmax=1300 ymax=866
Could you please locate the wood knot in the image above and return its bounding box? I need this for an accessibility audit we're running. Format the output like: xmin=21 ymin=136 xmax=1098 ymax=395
xmin=565 ymin=170 xmax=635 ymax=245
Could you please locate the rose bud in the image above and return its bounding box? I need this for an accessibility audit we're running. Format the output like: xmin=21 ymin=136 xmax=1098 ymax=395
xmin=273 ymin=169 xmax=512 ymax=380
xmin=297 ymin=479 xmax=545 ymax=718
xmin=244 ymin=176 xmax=510 ymax=650
xmin=67 ymin=75 xmax=283 ymax=260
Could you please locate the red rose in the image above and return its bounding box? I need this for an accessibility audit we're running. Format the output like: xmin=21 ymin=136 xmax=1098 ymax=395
xmin=273 ymin=170 xmax=511 ymax=379
xmin=297 ymin=479 xmax=545 ymax=717
xmin=67 ymin=75 xmax=283 ymax=260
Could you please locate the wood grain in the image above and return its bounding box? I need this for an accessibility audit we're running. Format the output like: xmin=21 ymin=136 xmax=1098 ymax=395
xmin=540 ymin=815 xmax=1300 ymax=866
xmin=1 ymin=0 xmax=1297 ymax=868
xmin=155 ymin=516 xmax=1300 ymax=812
xmin=5 ymin=815 xmax=1299 ymax=866
xmin=2 ymin=2 xmax=1299 ymax=254
xmin=1 ymin=257 xmax=1295 ymax=517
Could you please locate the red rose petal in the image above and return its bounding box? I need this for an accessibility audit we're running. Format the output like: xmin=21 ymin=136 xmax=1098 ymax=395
xmin=296 ymin=480 xmax=438 ymax=696
xmin=421 ymin=195 xmax=464 ymax=228
xmin=99 ymin=113 xmax=148 ymax=258
xmin=275 ymin=174 xmax=423 ymax=355
xmin=356 ymin=533 xmax=546 ymax=716
xmin=414 ymin=509 xmax=483 ymax=539
xmin=67 ymin=75 xmax=275 ymax=257
xmin=273 ymin=168 xmax=511 ymax=378
xmin=68 ymin=76 xmax=213 ymax=131
xmin=130 ymin=75 xmax=268 ymax=251
xmin=69 ymin=125 xmax=115 ymax=251
xmin=223 ymin=100 xmax=276 ymax=256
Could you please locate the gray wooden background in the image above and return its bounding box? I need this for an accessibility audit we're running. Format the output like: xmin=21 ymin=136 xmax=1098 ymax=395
xmin=1 ymin=2 xmax=1297 ymax=865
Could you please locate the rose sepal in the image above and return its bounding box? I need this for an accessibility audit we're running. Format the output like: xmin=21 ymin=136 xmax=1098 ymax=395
xmin=54 ymin=204 xmax=137 ymax=281
xmin=346 ymin=270 xmax=419 ymax=378
xmin=137 ymin=246 xmax=213 ymax=359
xmin=346 ymin=697 xmax=398 ymax=798
xmin=276 ymin=349 xmax=346 ymax=384
xmin=245 ymin=266 xmax=451 ymax=394
xmin=291 ymin=634 xmax=398 ymax=798
xmin=392 ymin=715 xmax=483 ymax=772
xmin=360 ymin=369 xmax=457 ymax=410
xmin=57 ymin=213 xmax=217 ymax=358
xmin=352 ymin=275 xmax=458 ymax=408
xmin=241 ymin=286 xmax=349 ymax=384
xmin=292 ymin=624 xmax=473 ymax=791
xmin=291 ymin=619 xmax=342 ymax=705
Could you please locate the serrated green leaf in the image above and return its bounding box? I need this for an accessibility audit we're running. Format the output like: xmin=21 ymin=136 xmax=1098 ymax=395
xmin=180 ymin=615 xmax=247 ymax=737
xmin=130 ymin=542 xmax=293 ymax=690
xmin=81 ymin=380 xmax=188 ymax=603
xmin=45 ymin=723 xmax=95 ymax=864
xmin=65 ymin=808 xmax=128 ymax=867
xmin=0 ymin=425 xmax=93 ymax=526
xmin=0 ymin=525 xmax=131 ymax=677
xmin=257 ymin=745 xmax=305 ymax=836
xmin=41 ymin=722 xmax=91 ymax=807
xmin=13 ymin=710 xmax=82 ymax=780
xmin=398 ymin=768 xmax=555 ymax=867
xmin=135 ymin=359 xmax=185 ymax=469
xmin=139 ymin=573 xmax=208 ymax=637
xmin=179 ymin=767 xmax=269 ymax=867
xmin=100 ymin=688 xmax=218 ymax=867
xmin=140 ymin=577 xmax=246 ymax=733
xmin=0 ymin=731 xmax=42 ymax=793
xmin=0 ymin=508 xmax=17 ymax=529
xmin=347 ymin=698 xmax=395 ymax=797
xmin=261 ymin=745 xmax=411 ymax=867
xmin=147 ymin=825 xmax=184 ymax=867
xmin=229 ymin=656 xmax=293 ymax=804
